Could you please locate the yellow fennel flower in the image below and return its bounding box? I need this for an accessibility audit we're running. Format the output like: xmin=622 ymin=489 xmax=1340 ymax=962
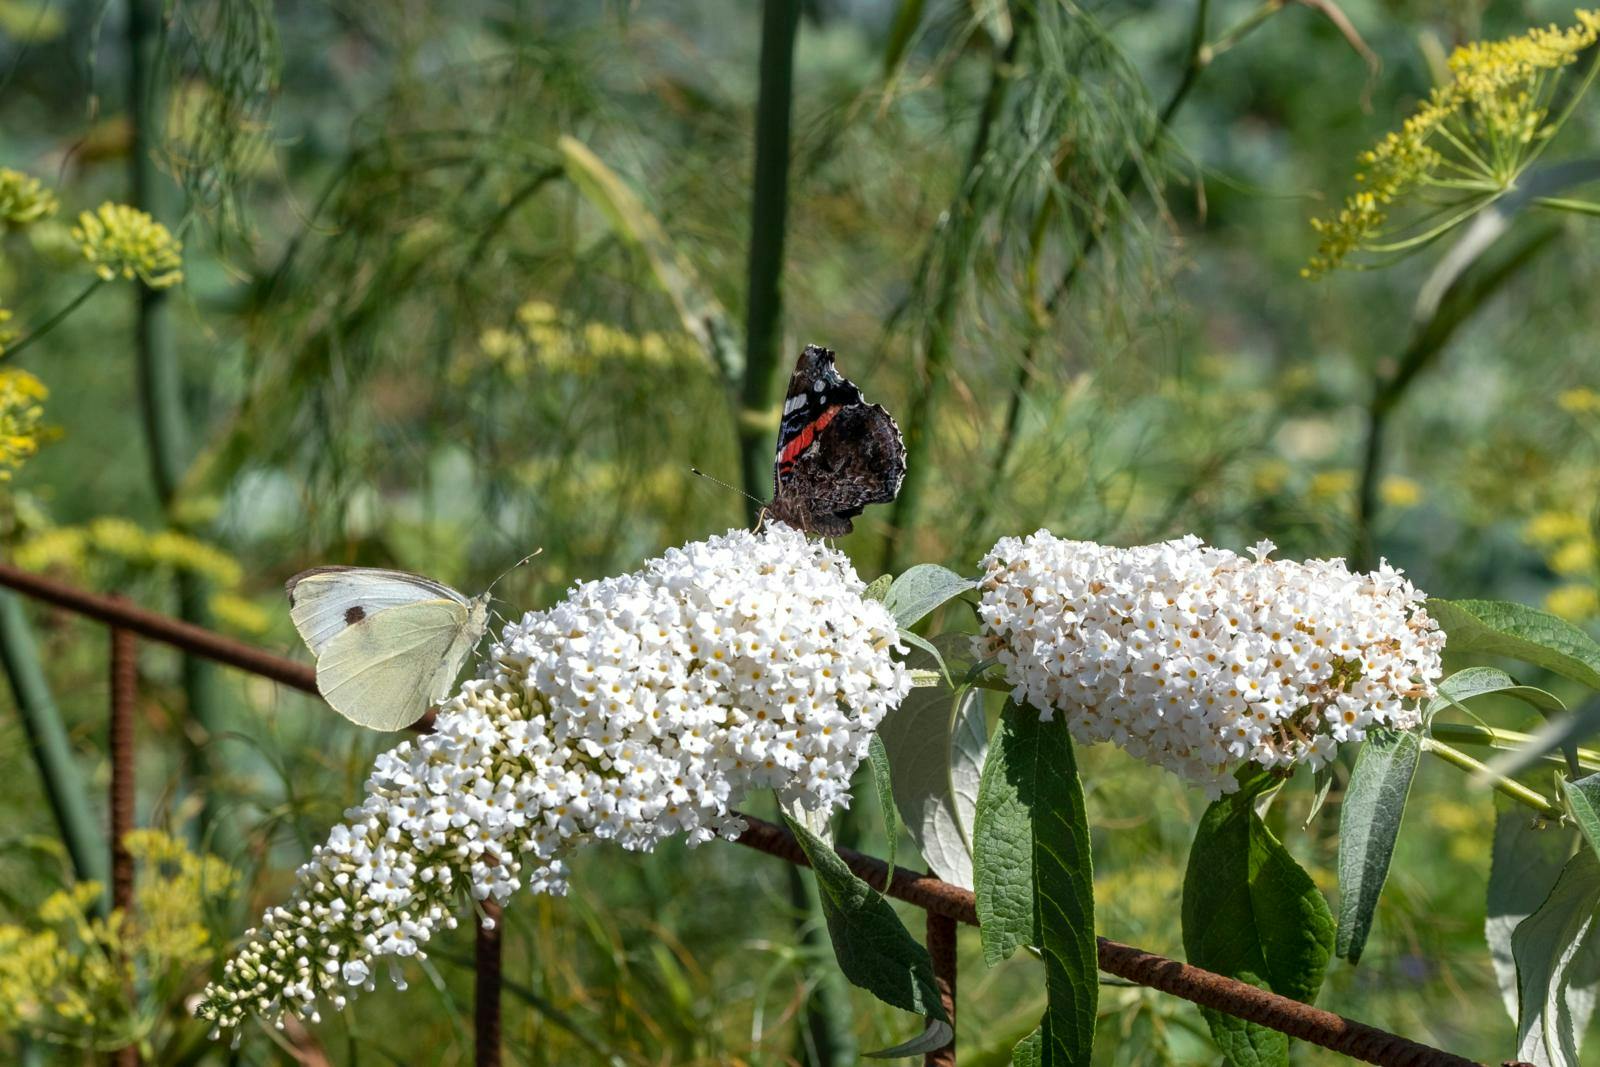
xmin=0 ymin=367 xmax=48 ymax=479
xmin=1525 ymin=509 xmax=1591 ymax=545
xmin=1308 ymin=9 xmax=1600 ymax=276
xmin=71 ymin=203 xmax=184 ymax=288
xmin=0 ymin=168 xmax=58 ymax=227
xmin=1558 ymin=386 xmax=1600 ymax=413
xmin=1380 ymin=475 xmax=1424 ymax=508
xmin=1546 ymin=583 xmax=1600 ymax=621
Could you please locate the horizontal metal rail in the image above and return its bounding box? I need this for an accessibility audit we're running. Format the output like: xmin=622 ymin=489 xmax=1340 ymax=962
xmin=0 ymin=562 xmax=1501 ymax=1066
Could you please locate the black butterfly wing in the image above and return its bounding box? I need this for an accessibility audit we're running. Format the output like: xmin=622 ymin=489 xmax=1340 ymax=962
xmin=774 ymin=345 xmax=862 ymax=489
xmin=770 ymin=400 xmax=906 ymax=536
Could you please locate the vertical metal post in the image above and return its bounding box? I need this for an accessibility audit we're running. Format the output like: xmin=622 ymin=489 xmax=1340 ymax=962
xmin=925 ymin=911 xmax=957 ymax=1066
xmin=475 ymin=900 xmax=503 ymax=1067
xmin=110 ymin=624 xmax=138 ymax=1067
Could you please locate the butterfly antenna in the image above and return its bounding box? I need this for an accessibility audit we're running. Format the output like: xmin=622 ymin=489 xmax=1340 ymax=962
xmin=486 ymin=548 xmax=543 ymax=595
xmin=690 ymin=468 xmax=764 ymax=508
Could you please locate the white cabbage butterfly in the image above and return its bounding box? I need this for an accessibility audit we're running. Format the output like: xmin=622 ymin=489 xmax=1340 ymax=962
xmin=285 ymin=559 xmax=529 ymax=731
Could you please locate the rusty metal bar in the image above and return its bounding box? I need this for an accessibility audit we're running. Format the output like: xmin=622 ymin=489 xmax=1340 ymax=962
xmin=109 ymin=621 xmax=138 ymax=1067
xmin=0 ymin=563 xmax=435 ymax=731
xmin=730 ymin=814 xmax=1483 ymax=1067
xmin=0 ymin=566 xmax=1492 ymax=1065
xmin=0 ymin=563 xmax=318 ymax=693
xmin=476 ymin=901 xmax=503 ymax=1067
xmin=925 ymin=909 xmax=957 ymax=1067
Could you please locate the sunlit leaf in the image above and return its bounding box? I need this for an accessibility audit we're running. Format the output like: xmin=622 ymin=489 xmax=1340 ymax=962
xmin=884 ymin=564 xmax=976 ymax=630
xmin=973 ymin=700 xmax=1096 ymax=1064
xmin=1183 ymin=771 xmax=1333 ymax=1066
xmin=1487 ymin=800 xmax=1576 ymax=1019
xmin=877 ymin=634 xmax=988 ymax=890
xmin=781 ymin=812 xmax=948 ymax=1022
xmin=1427 ymin=666 xmax=1566 ymax=721
xmin=1428 ymin=599 xmax=1600 ymax=691
xmin=1564 ymin=773 xmax=1600 ymax=858
xmin=1336 ymin=729 xmax=1421 ymax=963
xmin=1512 ymin=848 xmax=1600 ymax=1067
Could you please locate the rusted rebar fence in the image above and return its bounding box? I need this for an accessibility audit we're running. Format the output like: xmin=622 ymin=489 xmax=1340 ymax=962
xmin=110 ymin=616 xmax=138 ymax=1067
xmin=0 ymin=562 xmax=1496 ymax=1067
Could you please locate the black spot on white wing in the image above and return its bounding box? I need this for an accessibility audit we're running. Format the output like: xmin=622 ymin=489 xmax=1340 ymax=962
xmin=345 ymin=605 xmax=367 ymax=624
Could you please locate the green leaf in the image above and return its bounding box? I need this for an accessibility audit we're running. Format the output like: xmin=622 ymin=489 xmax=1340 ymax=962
xmin=1011 ymin=1026 xmax=1043 ymax=1067
xmin=877 ymin=635 xmax=987 ymax=890
xmin=1427 ymin=666 xmax=1567 ymax=721
xmin=1512 ymin=847 xmax=1600 ymax=1067
xmin=884 ymin=564 xmax=977 ymax=630
xmin=882 ymin=0 xmax=926 ymax=78
xmin=780 ymin=812 xmax=948 ymax=1022
xmin=898 ymin=629 xmax=953 ymax=687
xmin=868 ymin=733 xmax=899 ymax=886
xmin=1428 ymin=599 xmax=1600 ymax=691
xmin=1487 ymin=800 xmax=1577 ymax=1019
xmin=863 ymin=1018 xmax=953 ymax=1059
xmin=1564 ymin=773 xmax=1600 ymax=858
xmin=1182 ymin=774 xmax=1334 ymax=1067
xmin=1336 ymin=729 xmax=1421 ymax=963
xmin=974 ymin=702 xmax=1038 ymax=966
xmin=865 ymin=573 xmax=894 ymax=602
xmin=557 ymin=135 xmax=743 ymax=382
xmin=973 ymin=700 xmax=1097 ymax=1065
xmin=1303 ymin=763 xmax=1335 ymax=829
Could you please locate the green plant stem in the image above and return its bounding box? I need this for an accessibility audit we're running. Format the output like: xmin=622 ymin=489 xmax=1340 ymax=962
xmin=128 ymin=0 xmax=230 ymax=850
xmin=1352 ymin=225 xmax=1556 ymax=568
xmin=1430 ymin=722 xmax=1600 ymax=772
xmin=736 ymin=0 xmax=802 ymax=522
xmin=1423 ymin=737 xmax=1562 ymax=818
xmin=0 ymin=592 xmax=109 ymax=893
xmin=737 ymin=8 xmax=853 ymax=1061
xmin=1 ymin=281 xmax=105 ymax=362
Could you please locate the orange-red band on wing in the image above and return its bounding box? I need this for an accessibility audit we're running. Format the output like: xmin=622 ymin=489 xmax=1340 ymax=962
xmin=778 ymin=405 xmax=840 ymax=469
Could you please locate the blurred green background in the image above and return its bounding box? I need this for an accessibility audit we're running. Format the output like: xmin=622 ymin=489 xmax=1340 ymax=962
xmin=1 ymin=0 xmax=1598 ymax=1062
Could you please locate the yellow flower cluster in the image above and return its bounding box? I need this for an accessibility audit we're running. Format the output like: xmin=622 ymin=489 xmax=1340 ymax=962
xmin=13 ymin=517 xmax=273 ymax=633
xmin=0 ymin=167 xmax=58 ymax=227
xmin=463 ymin=300 xmax=695 ymax=381
xmin=1559 ymin=386 xmax=1600 ymax=413
xmin=1525 ymin=508 xmax=1598 ymax=621
xmin=15 ymin=517 xmax=244 ymax=586
xmin=1308 ymin=9 xmax=1600 ymax=276
xmin=71 ymin=203 xmax=184 ymax=288
xmin=0 ymin=832 xmax=235 ymax=1047
xmin=0 ymin=367 xmax=47 ymax=479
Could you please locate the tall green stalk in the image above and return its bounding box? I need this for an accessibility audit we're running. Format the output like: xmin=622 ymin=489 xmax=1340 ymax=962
xmin=128 ymin=0 xmax=229 ymax=845
xmin=1352 ymin=226 xmax=1556 ymax=569
xmin=0 ymin=592 xmax=107 ymax=890
xmin=737 ymin=0 xmax=802 ymax=521
xmin=737 ymin=6 xmax=854 ymax=1061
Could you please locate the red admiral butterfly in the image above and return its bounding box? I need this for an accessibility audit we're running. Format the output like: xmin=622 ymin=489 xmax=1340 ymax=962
xmin=765 ymin=345 xmax=906 ymax=536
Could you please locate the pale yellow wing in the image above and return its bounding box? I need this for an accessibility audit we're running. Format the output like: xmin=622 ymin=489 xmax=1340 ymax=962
xmin=314 ymin=598 xmax=478 ymax=731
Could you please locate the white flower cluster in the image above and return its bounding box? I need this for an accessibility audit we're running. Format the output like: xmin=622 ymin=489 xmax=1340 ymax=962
xmin=976 ymin=532 xmax=1444 ymax=794
xmin=198 ymin=524 xmax=911 ymax=1033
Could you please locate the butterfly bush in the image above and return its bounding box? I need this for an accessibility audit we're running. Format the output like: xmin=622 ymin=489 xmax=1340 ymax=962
xmin=976 ymin=532 xmax=1445 ymax=794
xmin=197 ymin=524 xmax=910 ymax=1033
